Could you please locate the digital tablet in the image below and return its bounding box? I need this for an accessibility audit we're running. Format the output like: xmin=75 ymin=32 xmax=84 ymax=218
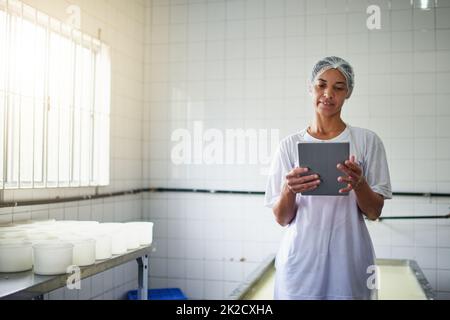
xmin=297 ymin=142 xmax=350 ymax=196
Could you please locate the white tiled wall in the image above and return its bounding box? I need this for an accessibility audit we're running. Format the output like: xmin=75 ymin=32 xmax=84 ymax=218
xmin=143 ymin=192 xmax=280 ymax=299
xmin=144 ymin=0 xmax=450 ymax=194
xmin=143 ymin=0 xmax=450 ymax=299
xmin=0 ymin=0 xmax=146 ymax=299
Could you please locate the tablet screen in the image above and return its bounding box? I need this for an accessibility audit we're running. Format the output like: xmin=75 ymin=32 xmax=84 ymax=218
xmin=297 ymin=142 xmax=350 ymax=196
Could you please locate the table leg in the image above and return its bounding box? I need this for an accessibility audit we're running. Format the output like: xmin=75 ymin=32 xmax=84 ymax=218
xmin=137 ymin=254 xmax=148 ymax=300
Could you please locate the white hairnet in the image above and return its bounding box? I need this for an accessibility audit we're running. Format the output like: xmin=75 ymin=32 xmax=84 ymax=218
xmin=310 ymin=56 xmax=355 ymax=98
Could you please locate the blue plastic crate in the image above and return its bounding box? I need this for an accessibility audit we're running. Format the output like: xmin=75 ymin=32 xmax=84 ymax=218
xmin=128 ymin=288 xmax=187 ymax=300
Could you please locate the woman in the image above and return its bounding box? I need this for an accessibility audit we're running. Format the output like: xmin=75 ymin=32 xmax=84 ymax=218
xmin=264 ymin=56 xmax=392 ymax=300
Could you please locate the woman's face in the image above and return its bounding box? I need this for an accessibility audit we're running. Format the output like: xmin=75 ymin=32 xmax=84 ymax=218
xmin=311 ymin=68 xmax=349 ymax=118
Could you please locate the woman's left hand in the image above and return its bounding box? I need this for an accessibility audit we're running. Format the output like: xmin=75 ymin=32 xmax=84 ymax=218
xmin=336 ymin=155 xmax=365 ymax=193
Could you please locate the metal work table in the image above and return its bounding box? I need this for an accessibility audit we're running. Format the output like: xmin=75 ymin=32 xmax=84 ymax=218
xmin=228 ymin=255 xmax=435 ymax=300
xmin=0 ymin=245 xmax=151 ymax=300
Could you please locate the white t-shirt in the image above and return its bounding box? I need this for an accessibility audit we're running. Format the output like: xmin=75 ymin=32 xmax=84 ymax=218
xmin=264 ymin=124 xmax=392 ymax=300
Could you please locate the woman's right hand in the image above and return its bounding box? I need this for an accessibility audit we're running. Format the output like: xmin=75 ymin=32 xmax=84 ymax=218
xmin=285 ymin=167 xmax=321 ymax=194
xmin=274 ymin=167 xmax=321 ymax=226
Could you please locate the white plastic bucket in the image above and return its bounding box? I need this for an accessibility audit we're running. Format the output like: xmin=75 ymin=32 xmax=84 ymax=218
xmin=99 ymin=223 xmax=127 ymax=255
xmin=0 ymin=239 xmax=33 ymax=273
xmin=73 ymin=229 xmax=112 ymax=261
xmin=123 ymin=224 xmax=140 ymax=250
xmin=93 ymin=233 xmax=112 ymax=260
xmin=59 ymin=236 xmax=96 ymax=267
xmin=126 ymin=222 xmax=154 ymax=246
xmin=32 ymin=241 xmax=74 ymax=275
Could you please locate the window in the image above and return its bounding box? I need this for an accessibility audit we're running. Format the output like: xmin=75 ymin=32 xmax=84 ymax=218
xmin=0 ymin=0 xmax=111 ymax=189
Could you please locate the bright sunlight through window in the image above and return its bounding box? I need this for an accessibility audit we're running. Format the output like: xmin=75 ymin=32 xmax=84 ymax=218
xmin=0 ymin=0 xmax=111 ymax=189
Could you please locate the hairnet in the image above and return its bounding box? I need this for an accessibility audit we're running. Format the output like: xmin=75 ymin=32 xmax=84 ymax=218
xmin=310 ymin=56 xmax=355 ymax=98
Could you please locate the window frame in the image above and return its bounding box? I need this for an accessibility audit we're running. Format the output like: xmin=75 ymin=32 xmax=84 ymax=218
xmin=0 ymin=0 xmax=111 ymax=191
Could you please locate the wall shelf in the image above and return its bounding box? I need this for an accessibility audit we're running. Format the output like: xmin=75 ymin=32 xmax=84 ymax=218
xmin=0 ymin=245 xmax=151 ymax=300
